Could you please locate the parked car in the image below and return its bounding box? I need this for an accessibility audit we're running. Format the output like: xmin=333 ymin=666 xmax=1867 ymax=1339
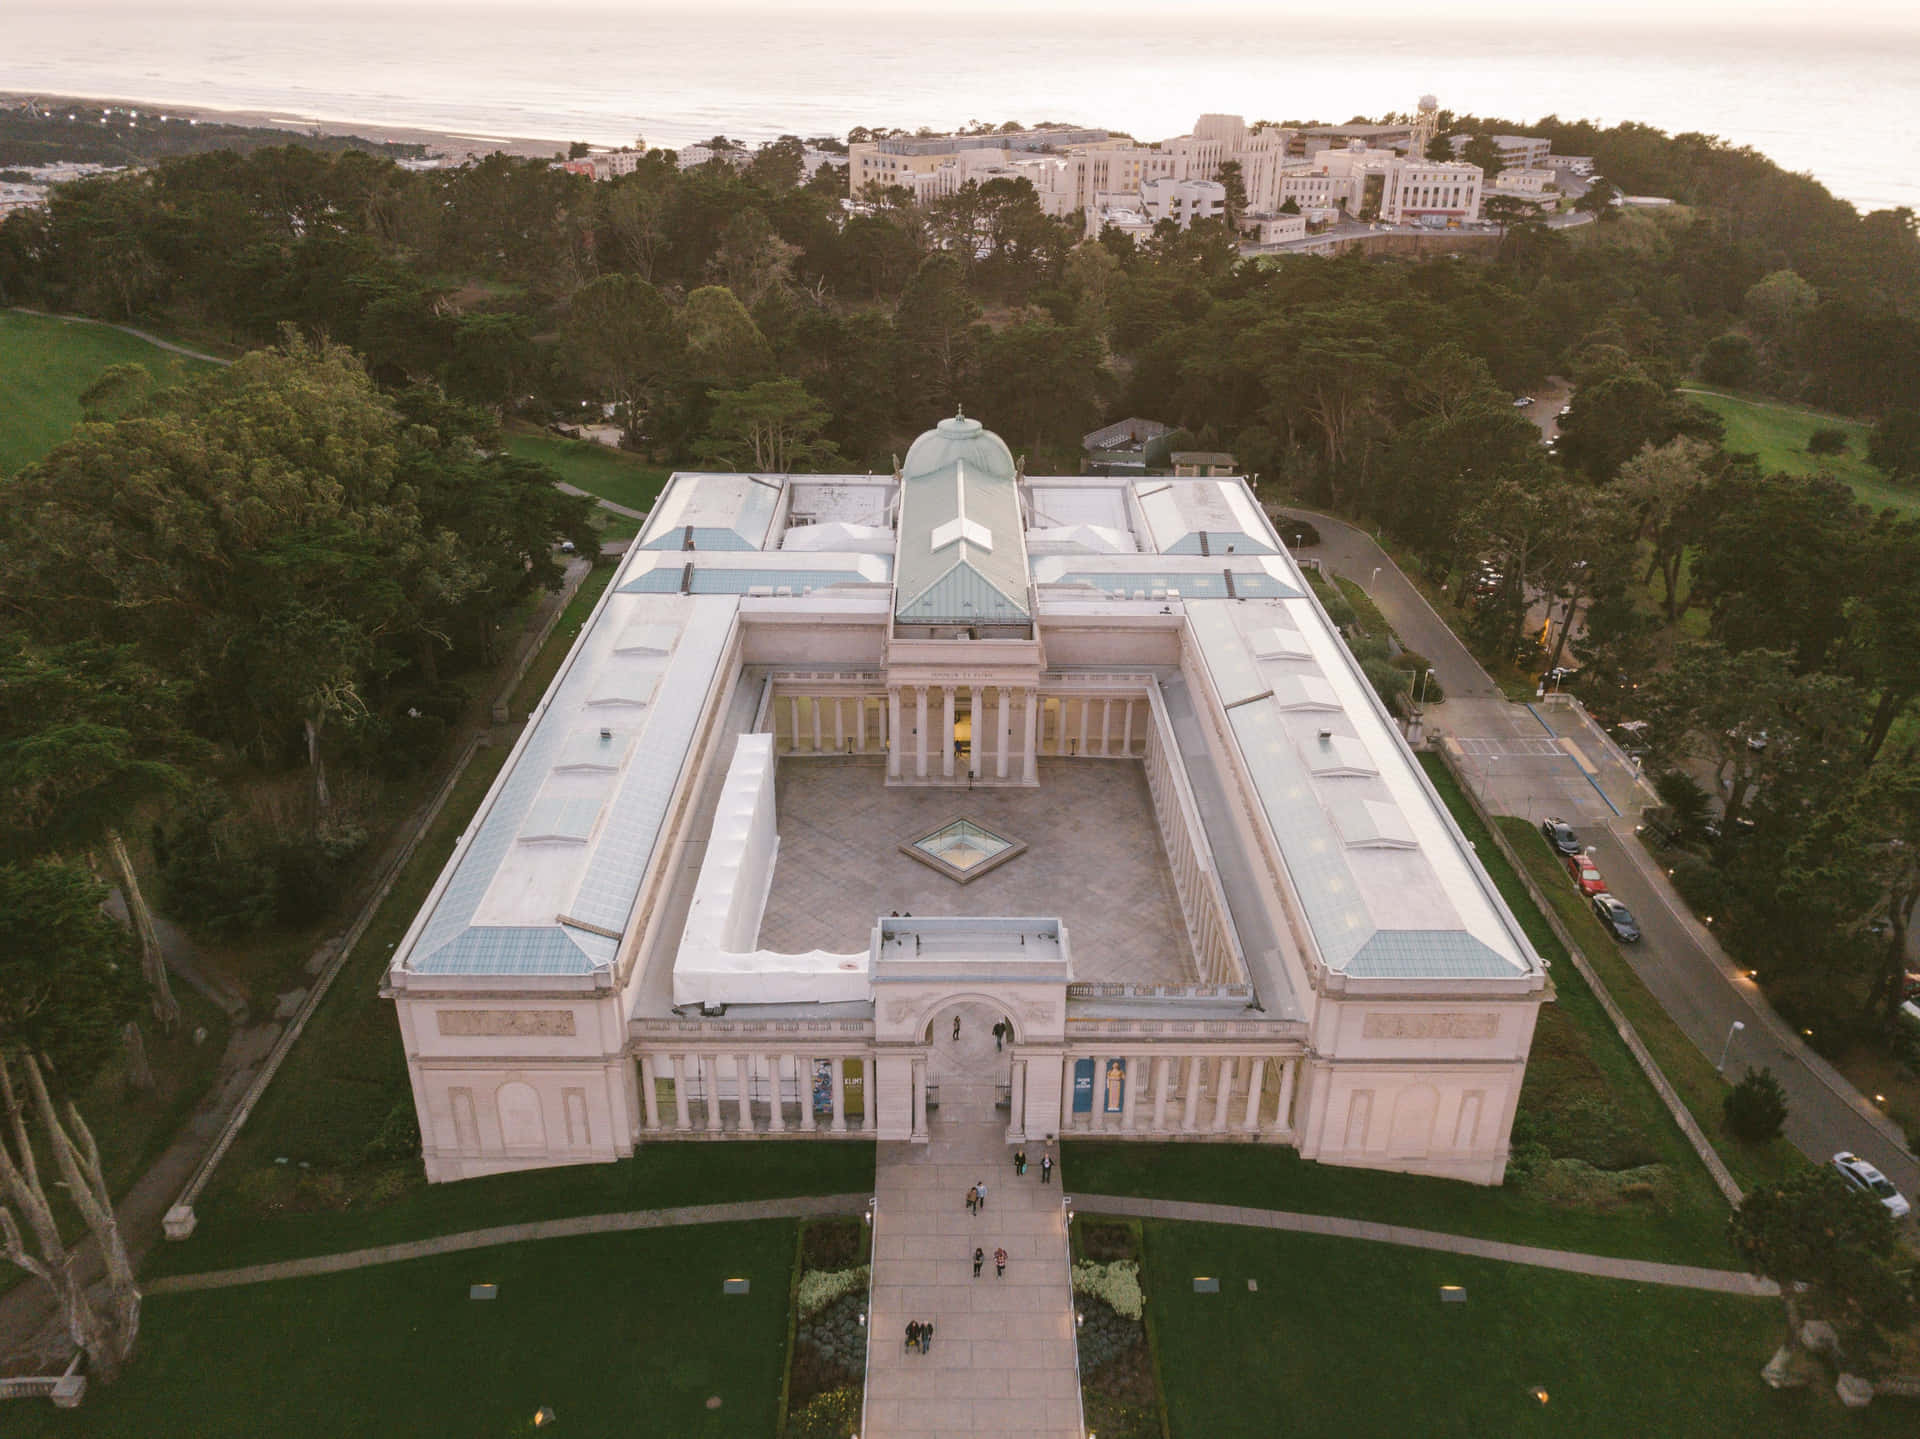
xmin=1512 ymin=395 xmax=1535 ymax=408
xmin=1592 ymin=893 xmax=1641 ymax=942
xmin=1565 ymin=853 xmax=1607 ymax=896
xmin=1832 ymin=1152 xmax=1911 ymax=1219
xmin=1539 ymin=817 xmax=1580 ymax=855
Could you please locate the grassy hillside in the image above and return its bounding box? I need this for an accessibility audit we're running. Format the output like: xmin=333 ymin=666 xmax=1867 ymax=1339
xmin=504 ymin=427 xmax=672 ymax=514
xmin=0 ymin=309 xmax=214 ymax=474
xmin=1681 ymin=385 xmax=1918 ymax=518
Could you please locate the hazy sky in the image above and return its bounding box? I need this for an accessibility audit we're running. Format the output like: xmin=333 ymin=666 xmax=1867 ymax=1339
xmin=314 ymin=0 xmax=1919 ymax=21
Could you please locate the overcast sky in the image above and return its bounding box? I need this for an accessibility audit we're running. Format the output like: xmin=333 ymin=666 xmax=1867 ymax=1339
xmin=342 ymin=0 xmax=1917 ymax=19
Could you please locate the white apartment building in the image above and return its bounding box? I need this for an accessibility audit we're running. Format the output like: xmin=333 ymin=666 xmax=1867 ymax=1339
xmin=1284 ymin=142 xmax=1483 ymax=225
xmin=1449 ymin=133 xmax=1553 ymax=170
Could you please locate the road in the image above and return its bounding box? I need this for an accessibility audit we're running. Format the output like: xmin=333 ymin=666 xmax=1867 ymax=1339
xmin=1284 ymin=508 xmax=1920 ymax=1201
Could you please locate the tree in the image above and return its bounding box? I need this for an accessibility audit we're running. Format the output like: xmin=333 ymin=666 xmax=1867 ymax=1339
xmin=1554 ymin=350 xmax=1719 ymax=482
xmin=76 ymin=362 xmax=152 ymax=422
xmin=707 ymin=208 xmax=798 ymax=308
xmin=1614 ymin=438 xmax=1718 ymax=622
xmin=747 ymin=135 xmax=805 ymax=192
xmin=1698 ymin=332 xmax=1757 ymax=388
xmin=1867 ymin=408 xmax=1920 ymax=481
xmin=1216 ymin=160 xmax=1248 ymax=230
xmin=699 ymin=378 xmax=840 ymax=473
xmin=559 ymin=272 xmax=679 ymax=438
xmin=1722 ymin=1066 xmax=1788 ymax=1141
xmin=1572 ymin=177 xmax=1617 ymax=217
xmin=1841 ymin=516 xmax=1920 ymax=763
xmin=1729 ymin=1167 xmax=1914 ymax=1354
xmin=680 ymin=284 xmax=775 ymax=387
xmin=0 ymin=859 xmax=148 ymax=1382
xmin=1460 ymin=133 xmax=1506 ymax=180
xmin=1743 ymin=268 xmax=1817 ymax=347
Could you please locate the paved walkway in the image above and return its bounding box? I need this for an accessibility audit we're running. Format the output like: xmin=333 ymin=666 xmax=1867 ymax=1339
xmin=145 ymin=1194 xmax=868 ymax=1294
xmin=554 ymin=478 xmax=649 ymax=521
xmin=866 ymin=1009 xmax=1083 ymax=1439
xmin=9 ymin=305 xmax=235 ymax=365
xmin=1074 ymin=1195 xmax=1775 ymax=1296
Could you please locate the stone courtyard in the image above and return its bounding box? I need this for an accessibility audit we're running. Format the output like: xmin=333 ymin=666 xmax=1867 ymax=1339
xmin=757 ymin=757 xmax=1195 ymax=985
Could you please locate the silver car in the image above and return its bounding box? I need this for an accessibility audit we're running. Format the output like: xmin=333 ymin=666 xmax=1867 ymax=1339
xmin=1832 ymin=1151 xmax=1911 ymax=1219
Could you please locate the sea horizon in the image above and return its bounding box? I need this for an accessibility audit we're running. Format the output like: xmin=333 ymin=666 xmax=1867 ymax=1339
xmin=7 ymin=2 xmax=1918 ymax=213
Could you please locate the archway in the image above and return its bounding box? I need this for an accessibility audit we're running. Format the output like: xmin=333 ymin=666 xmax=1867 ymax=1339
xmin=924 ymin=999 xmax=1015 ymax=1130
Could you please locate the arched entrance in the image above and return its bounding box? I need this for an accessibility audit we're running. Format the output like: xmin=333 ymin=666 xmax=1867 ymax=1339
xmin=924 ymin=999 xmax=1015 ymax=1131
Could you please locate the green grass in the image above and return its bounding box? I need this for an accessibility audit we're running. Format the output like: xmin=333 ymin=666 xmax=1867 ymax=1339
xmin=505 ymin=427 xmax=672 ymax=514
xmin=1681 ymin=385 xmax=1919 ymax=518
xmin=1497 ymin=815 xmax=1803 ymax=1191
xmin=1144 ymin=1220 xmax=1895 ymax=1439
xmin=0 ymin=309 xmax=214 ymax=473
xmin=26 ymin=1222 xmax=796 ymax=1439
xmin=1070 ymin=757 xmax=1738 ymax=1270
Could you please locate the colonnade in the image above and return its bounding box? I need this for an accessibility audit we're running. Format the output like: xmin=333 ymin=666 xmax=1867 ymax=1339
xmin=1036 ymin=694 xmax=1148 ymax=761
xmin=885 ymin=683 xmax=1039 ymax=785
xmin=1143 ymin=703 xmax=1244 ymax=986
xmin=1039 ymin=1051 xmax=1297 ymax=1138
xmin=639 ymin=1051 xmax=876 ymax=1135
xmin=772 ymin=693 xmax=888 ymax=758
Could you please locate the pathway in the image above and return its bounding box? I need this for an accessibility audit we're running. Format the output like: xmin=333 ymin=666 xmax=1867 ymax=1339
xmin=554 ymin=478 xmax=649 ymax=521
xmin=8 ymin=306 xmax=234 ymax=365
xmin=1074 ymin=1196 xmax=1776 ymax=1296
xmin=865 ymin=1008 xmax=1083 ymax=1439
xmin=145 ymin=1194 xmax=868 ymax=1294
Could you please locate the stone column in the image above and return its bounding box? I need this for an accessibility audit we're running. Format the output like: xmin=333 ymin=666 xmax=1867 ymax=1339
xmin=736 ymin=1055 xmax=754 ymax=1131
xmin=811 ymin=699 xmax=822 ymax=754
xmin=1008 ymin=1057 xmax=1026 ymax=1141
xmin=799 ymin=1054 xmax=817 ymax=1132
xmin=1023 ymin=692 xmax=1039 ymax=784
xmin=1210 ymin=1057 xmax=1234 ymax=1133
xmin=856 ymin=696 xmax=867 ymax=752
xmin=674 ymin=1055 xmax=693 ymax=1132
xmin=887 ymin=690 xmax=901 ymax=778
xmin=942 ymin=685 xmax=956 ymax=779
xmin=1121 ymin=1056 xmax=1141 ymax=1131
xmin=1090 ymin=1055 xmax=1106 ymax=1132
xmin=834 ymin=698 xmax=845 ymax=752
xmin=789 ymin=697 xmax=802 ymax=752
xmin=1060 ymin=1053 xmax=1076 ymax=1131
xmin=639 ymin=1055 xmax=661 ymax=1132
xmin=1101 ymin=699 xmax=1113 ymax=755
xmin=1122 ymin=699 xmax=1134 ymax=756
xmin=1274 ymin=1059 xmax=1295 ymax=1136
xmin=1179 ymin=1056 xmax=1202 ymax=1132
xmin=911 ymin=1058 xmax=928 ymax=1140
xmin=1242 ymin=1057 xmax=1265 ymax=1132
xmin=1078 ymin=696 xmax=1090 ymax=756
xmin=830 ymin=1059 xmax=847 ymax=1132
xmin=996 ymin=688 xmax=1011 ymax=779
xmin=968 ymin=686 xmax=982 ymax=778
xmin=1151 ymin=1057 xmax=1170 ymax=1132
xmin=767 ymin=1054 xmax=786 ymax=1131
xmin=702 ymin=1055 xmax=723 ymax=1133
xmin=914 ymin=687 xmax=929 ymax=779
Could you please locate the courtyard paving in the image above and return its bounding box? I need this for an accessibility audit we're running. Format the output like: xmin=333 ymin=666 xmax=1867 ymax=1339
xmin=758 ymin=757 xmax=1193 ymax=985
xmin=864 ymin=1004 xmax=1084 ymax=1439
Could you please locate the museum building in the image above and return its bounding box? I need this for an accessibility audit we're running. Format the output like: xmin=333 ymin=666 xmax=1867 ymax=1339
xmin=384 ymin=414 xmax=1549 ymax=1186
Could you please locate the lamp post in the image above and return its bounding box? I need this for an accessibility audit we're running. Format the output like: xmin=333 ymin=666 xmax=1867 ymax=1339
xmin=1369 ymin=565 xmax=1381 ymax=592
xmin=1717 ymin=1019 xmax=1745 ymax=1071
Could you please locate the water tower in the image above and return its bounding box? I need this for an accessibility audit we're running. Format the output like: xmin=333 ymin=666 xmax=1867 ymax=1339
xmin=1412 ymin=95 xmax=1440 ymax=158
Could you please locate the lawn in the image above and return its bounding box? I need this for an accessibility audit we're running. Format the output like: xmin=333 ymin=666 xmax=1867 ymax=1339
xmin=24 ymin=1222 xmax=797 ymax=1439
xmin=505 ymin=427 xmax=673 ymax=514
xmin=1143 ymin=1220 xmax=1898 ymax=1439
xmin=0 ymin=309 xmax=215 ymax=473
xmin=1069 ymin=757 xmax=1738 ymax=1270
xmin=1681 ymin=385 xmax=1918 ymax=519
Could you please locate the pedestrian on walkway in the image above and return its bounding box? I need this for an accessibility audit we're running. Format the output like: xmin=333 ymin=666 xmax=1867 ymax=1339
xmin=952 ymin=1014 xmax=962 ymax=1041
xmin=975 ymin=1178 xmax=987 ymax=1211
xmin=905 ymin=1320 xmax=919 ymax=1353
xmin=994 ymin=1246 xmax=1007 ymax=1278
xmin=973 ymin=1246 xmax=985 ymax=1277
xmin=920 ymin=1320 xmax=934 ymax=1354
xmin=967 ymin=1183 xmax=979 ymax=1214
xmin=1041 ymin=1152 xmax=1053 ymax=1184
xmin=1014 ymin=1148 xmax=1026 ymax=1176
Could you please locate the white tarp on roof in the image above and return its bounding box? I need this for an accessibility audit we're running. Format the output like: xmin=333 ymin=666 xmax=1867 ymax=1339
xmin=781 ymin=520 xmax=896 ymax=555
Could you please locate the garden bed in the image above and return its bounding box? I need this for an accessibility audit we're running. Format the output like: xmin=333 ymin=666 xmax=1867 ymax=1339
xmin=1071 ymin=1216 xmax=1168 ymax=1439
xmin=779 ymin=1216 xmax=872 ymax=1438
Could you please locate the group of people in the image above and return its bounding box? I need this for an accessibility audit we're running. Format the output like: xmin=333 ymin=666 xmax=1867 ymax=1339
xmin=971 ymin=1245 xmax=1007 ymax=1278
xmin=903 ymin=1319 xmax=934 ymax=1354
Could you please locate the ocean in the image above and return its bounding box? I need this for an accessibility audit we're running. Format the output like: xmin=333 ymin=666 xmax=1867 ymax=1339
xmin=5 ymin=1 xmax=1917 ymax=214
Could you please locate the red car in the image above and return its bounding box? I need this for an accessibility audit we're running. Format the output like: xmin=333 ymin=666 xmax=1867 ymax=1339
xmin=1565 ymin=852 xmax=1608 ymax=896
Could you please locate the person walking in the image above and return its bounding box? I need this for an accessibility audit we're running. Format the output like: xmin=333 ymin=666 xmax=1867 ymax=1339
xmin=905 ymin=1320 xmax=919 ymax=1354
xmin=994 ymin=1246 xmax=1007 ymax=1278
xmin=1014 ymin=1148 xmax=1027 ymax=1176
xmin=920 ymin=1320 xmax=934 ymax=1354
xmin=966 ymin=1183 xmax=979 ymax=1215
xmin=973 ymin=1245 xmax=985 ymax=1278
xmin=1041 ymin=1151 xmax=1053 ymax=1184
xmin=952 ymin=1015 xmax=961 ymax=1041
xmin=974 ymin=1178 xmax=987 ymax=1212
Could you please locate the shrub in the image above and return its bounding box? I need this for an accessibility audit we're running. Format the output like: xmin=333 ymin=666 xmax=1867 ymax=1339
xmin=797 ymin=1264 xmax=869 ymax=1319
xmin=1698 ymin=332 xmax=1757 ymax=387
xmin=1722 ymin=1066 xmax=1789 ymax=1142
xmin=1805 ymin=427 xmax=1848 ymax=456
xmin=789 ymin=1292 xmax=865 ymax=1406
xmin=1072 ymin=1259 xmax=1144 ymax=1320
xmin=785 ymin=1386 xmax=860 ymax=1439
xmin=1653 ymin=771 xmax=1713 ymax=841
xmin=362 ymin=1098 xmax=421 ymax=1163
xmin=799 ymin=1218 xmax=864 ymax=1270
xmin=1075 ymin=1219 xmax=1138 ymax=1263
xmin=153 ymin=787 xmax=277 ymax=934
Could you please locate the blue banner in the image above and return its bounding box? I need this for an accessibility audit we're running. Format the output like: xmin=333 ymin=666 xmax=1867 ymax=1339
xmin=1071 ymin=1058 xmax=1094 ymax=1113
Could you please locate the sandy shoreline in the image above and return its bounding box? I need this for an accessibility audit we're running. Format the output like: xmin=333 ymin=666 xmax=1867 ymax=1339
xmin=0 ymin=90 xmax=572 ymax=161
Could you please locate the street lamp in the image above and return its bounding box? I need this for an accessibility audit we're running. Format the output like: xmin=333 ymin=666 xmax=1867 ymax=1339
xmin=1717 ymin=1020 xmax=1745 ymax=1070
xmin=1370 ymin=565 xmax=1381 ymax=592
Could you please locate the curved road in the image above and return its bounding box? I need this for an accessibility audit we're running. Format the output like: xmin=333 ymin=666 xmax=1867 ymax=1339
xmin=1283 ymin=507 xmax=1920 ymax=1204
